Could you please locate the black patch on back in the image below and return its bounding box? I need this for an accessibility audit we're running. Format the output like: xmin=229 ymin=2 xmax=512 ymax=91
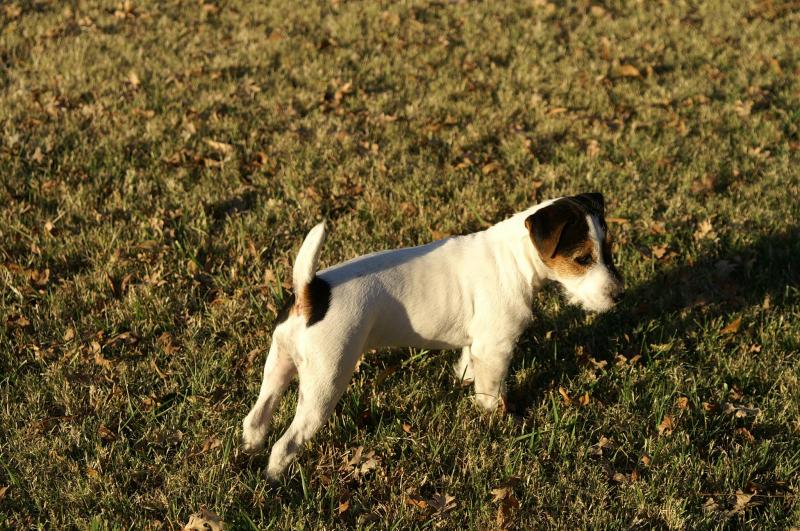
xmin=275 ymin=293 xmax=296 ymax=325
xmin=306 ymin=276 xmax=331 ymax=326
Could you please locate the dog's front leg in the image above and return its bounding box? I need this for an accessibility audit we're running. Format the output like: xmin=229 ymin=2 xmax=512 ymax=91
xmin=470 ymin=339 xmax=514 ymax=411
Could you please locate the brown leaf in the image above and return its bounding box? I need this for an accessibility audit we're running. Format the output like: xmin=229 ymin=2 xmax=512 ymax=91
xmin=98 ymin=424 xmax=117 ymax=442
xmin=0 ymin=485 xmax=8 ymax=500
xmin=651 ymin=244 xmax=669 ymax=260
xmin=128 ymin=71 xmax=141 ymax=89
xmin=693 ymin=219 xmax=716 ymax=241
xmin=722 ymin=403 xmax=760 ymax=419
xmin=428 ymin=492 xmax=456 ymax=514
xmin=402 ymin=422 xmax=413 ymax=434
xmin=481 ymin=161 xmax=501 ymax=175
xmin=728 ymin=490 xmax=759 ymax=516
xmin=589 ymin=436 xmax=614 ymax=457
xmin=735 ymin=427 xmax=755 ymax=443
xmin=614 ymin=64 xmax=641 ymax=78
xmin=657 ymin=415 xmax=674 ymax=436
xmin=7 ymin=315 xmax=30 ymax=328
xmin=721 ymin=317 xmax=742 ymax=335
xmin=63 ymin=328 xmax=75 ymax=342
xmin=184 ymin=508 xmax=225 ymax=531
xmin=405 ymin=495 xmax=428 ymax=510
xmin=92 ymin=341 xmax=113 ymax=369
xmin=337 ymin=500 xmax=350 ymax=515
xmin=640 ymin=454 xmax=651 ymax=466
xmin=30 ymin=268 xmax=50 ymax=287
xmin=586 ymin=139 xmax=600 ymax=158
xmin=691 ymin=174 xmax=717 ymax=194
xmin=579 ymin=392 xmax=590 ymax=406
xmin=676 ymin=396 xmax=689 ymax=410
xmin=558 ymin=386 xmax=571 ymax=404
xmin=204 ymin=139 xmax=234 ymax=155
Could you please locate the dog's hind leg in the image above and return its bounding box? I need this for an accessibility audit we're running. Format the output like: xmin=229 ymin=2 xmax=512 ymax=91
xmin=242 ymin=337 xmax=297 ymax=453
xmin=453 ymin=346 xmax=475 ymax=384
xmin=265 ymin=341 xmax=360 ymax=480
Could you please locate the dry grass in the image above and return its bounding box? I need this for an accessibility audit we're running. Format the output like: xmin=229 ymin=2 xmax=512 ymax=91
xmin=1 ymin=0 xmax=799 ymax=528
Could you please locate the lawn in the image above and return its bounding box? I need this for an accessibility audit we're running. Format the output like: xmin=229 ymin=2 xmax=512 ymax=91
xmin=1 ymin=0 xmax=799 ymax=528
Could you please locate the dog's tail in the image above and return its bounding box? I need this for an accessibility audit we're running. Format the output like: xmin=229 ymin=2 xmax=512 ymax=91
xmin=292 ymin=222 xmax=327 ymax=292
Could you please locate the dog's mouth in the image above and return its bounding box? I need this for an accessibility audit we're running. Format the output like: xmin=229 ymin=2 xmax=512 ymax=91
xmin=566 ymin=291 xmax=617 ymax=313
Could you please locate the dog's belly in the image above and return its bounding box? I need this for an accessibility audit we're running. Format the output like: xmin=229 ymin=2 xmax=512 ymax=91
xmin=363 ymin=296 xmax=470 ymax=350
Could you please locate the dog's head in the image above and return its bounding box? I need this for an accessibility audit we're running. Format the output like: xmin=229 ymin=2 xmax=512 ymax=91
xmin=525 ymin=193 xmax=624 ymax=312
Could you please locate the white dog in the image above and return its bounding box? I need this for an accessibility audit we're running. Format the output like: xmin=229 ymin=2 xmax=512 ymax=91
xmin=242 ymin=193 xmax=623 ymax=479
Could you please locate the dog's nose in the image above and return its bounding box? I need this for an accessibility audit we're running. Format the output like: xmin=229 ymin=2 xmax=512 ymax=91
xmin=612 ymin=289 xmax=624 ymax=303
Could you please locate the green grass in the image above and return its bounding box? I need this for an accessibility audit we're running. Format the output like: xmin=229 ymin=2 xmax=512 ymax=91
xmin=1 ymin=0 xmax=799 ymax=528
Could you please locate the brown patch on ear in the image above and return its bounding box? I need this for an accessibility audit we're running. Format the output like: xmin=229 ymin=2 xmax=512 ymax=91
xmin=527 ymin=199 xmax=590 ymax=257
xmin=568 ymin=193 xmax=604 ymax=216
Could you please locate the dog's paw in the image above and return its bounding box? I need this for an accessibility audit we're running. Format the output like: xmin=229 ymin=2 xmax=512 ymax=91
xmin=241 ymin=416 xmax=267 ymax=453
xmin=473 ymin=392 xmax=503 ymax=412
xmin=241 ymin=435 xmax=265 ymax=454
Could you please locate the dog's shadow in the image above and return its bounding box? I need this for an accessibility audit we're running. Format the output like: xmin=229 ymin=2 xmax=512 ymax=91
xmin=507 ymin=226 xmax=799 ymax=411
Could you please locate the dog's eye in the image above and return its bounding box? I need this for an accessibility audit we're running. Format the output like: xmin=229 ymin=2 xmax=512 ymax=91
xmin=575 ymin=254 xmax=593 ymax=266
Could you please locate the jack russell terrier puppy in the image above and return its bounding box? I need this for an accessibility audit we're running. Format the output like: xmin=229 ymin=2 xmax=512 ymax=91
xmin=242 ymin=193 xmax=624 ymax=479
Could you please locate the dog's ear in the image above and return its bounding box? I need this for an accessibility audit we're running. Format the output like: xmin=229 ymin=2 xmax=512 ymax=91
xmin=525 ymin=202 xmax=577 ymax=259
xmin=570 ymin=192 xmax=604 ymax=215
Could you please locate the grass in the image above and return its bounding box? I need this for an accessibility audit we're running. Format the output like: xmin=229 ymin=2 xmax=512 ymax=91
xmin=1 ymin=0 xmax=799 ymax=528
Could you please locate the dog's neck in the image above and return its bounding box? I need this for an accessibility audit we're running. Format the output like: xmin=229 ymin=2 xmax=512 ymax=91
xmin=487 ymin=206 xmax=552 ymax=303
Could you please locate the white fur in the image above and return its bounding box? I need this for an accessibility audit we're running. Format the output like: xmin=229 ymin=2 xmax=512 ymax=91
xmin=242 ymin=198 xmax=621 ymax=479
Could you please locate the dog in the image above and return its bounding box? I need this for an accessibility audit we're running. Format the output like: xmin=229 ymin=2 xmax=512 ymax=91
xmin=242 ymin=193 xmax=624 ymax=479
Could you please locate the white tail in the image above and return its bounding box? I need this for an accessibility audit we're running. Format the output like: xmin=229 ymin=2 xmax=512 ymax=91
xmin=292 ymin=222 xmax=327 ymax=291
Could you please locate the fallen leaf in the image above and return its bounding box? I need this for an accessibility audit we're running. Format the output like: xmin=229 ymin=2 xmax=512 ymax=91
xmin=703 ymin=497 xmax=719 ymax=513
xmin=428 ymin=492 xmax=456 ymax=514
xmin=128 ymin=71 xmax=141 ymax=89
xmin=481 ymin=161 xmax=501 ymax=175
xmin=586 ymin=139 xmax=600 ymax=158
xmin=693 ymin=219 xmax=715 ymax=241
xmin=589 ymin=436 xmax=614 ymax=456
xmin=30 ymin=268 xmax=50 ymax=287
xmin=200 ymin=436 xmax=222 ymax=453
xmin=614 ymin=64 xmax=641 ymax=78
xmin=728 ymin=490 xmax=759 ymax=516
xmin=558 ymin=386 xmax=571 ymax=404
xmin=735 ymin=427 xmax=755 ymax=443
xmin=579 ymin=392 xmax=590 ymax=406
xmin=657 ymin=415 xmax=674 ymax=436
xmin=703 ymin=402 xmax=719 ymax=413
xmin=184 ymin=508 xmax=225 ymax=531
xmin=691 ymin=174 xmax=717 ymax=194
xmin=676 ymin=396 xmax=689 ymax=410
xmin=722 ymin=403 xmax=760 ymax=419
xmin=721 ymin=317 xmax=742 ymax=335
xmin=204 ymin=139 xmax=234 ymax=155
xmin=405 ymin=495 xmax=428 ymax=510
xmin=640 ymin=455 xmax=651 ymax=466
xmin=0 ymin=485 xmax=8 ymax=500
xmin=98 ymin=424 xmax=117 ymax=442
xmin=402 ymin=422 xmax=413 ymax=434
xmin=337 ymin=500 xmax=350 ymax=514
